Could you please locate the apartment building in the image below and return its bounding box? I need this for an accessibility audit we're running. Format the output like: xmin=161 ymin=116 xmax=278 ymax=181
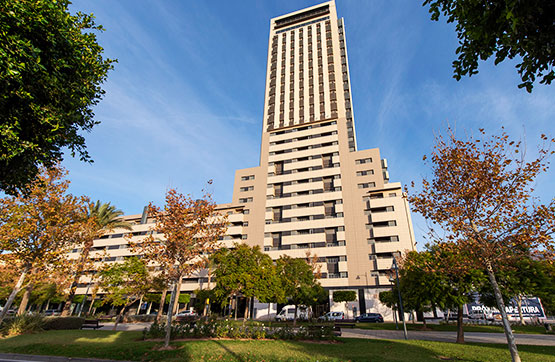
xmin=73 ymin=1 xmax=415 ymax=317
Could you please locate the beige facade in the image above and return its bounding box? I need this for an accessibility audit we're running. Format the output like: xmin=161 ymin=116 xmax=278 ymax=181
xmin=73 ymin=1 xmax=415 ymax=317
xmin=232 ymin=1 xmax=416 ymax=293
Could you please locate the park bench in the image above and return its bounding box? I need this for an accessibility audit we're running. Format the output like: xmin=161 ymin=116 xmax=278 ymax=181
xmin=81 ymin=319 xmax=104 ymax=330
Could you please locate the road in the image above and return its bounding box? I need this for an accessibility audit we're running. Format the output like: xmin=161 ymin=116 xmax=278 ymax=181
xmin=341 ymin=328 xmax=555 ymax=346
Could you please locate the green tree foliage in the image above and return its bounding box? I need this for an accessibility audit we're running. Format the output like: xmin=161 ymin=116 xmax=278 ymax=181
xmin=276 ymin=255 xmax=325 ymax=323
xmin=423 ymin=0 xmax=555 ymax=92
xmin=165 ymin=293 xmax=190 ymax=305
xmin=0 ymin=0 xmax=115 ymax=195
xmin=378 ymin=290 xmax=396 ymax=310
xmin=332 ymin=290 xmax=357 ymax=303
xmin=479 ymin=257 xmax=554 ymax=318
xmin=212 ymin=244 xmax=282 ymax=320
xmin=397 ymin=251 xmax=443 ymax=328
xmin=98 ymin=257 xmax=151 ymax=330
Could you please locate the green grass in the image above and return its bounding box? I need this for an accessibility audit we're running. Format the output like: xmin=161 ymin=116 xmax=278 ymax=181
xmin=0 ymin=330 xmax=554 ymax=361
xmin=354 ymin=322 xmax=549 ymax=334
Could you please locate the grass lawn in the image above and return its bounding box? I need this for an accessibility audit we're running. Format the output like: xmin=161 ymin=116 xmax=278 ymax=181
xmin=354 ymin=322 xmax=550 ymax=334
xmin=0 ymin=330 xmax=554 ymax=362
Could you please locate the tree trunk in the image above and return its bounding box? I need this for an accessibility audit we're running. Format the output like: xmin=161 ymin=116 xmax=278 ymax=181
xmin=156 ymin=289 xmax=167 ymax=323
xmin=45 ymin=299 xmax=50 ymax=312
xmin=146 ymin=302 xmax=153 ymax=315
xmin=62 ymin=240 xmax=93 ymax=316
xmin=88 ymin=289 xmax=98 ymax=316
xmin=234 ymin=295 xmax=238 ymax=320
xmin=293 ymin=305 xmax=298 ymax=326
xmin=0 ymin=265 xmax=30 ymax=323
xmin=243 ymin=297 xmax=250 ymax=325
xmin=486 ymin=261 xmax=521 ymax=362
xmin=268 ymin=303 xmax=272 ymax=323
xmin=456 ymin=304 xmax=464 ymax=343
xmin=203 ymin=272 xmax=213 ymax=318
xmin=517 ymin=295 xmax=524 ymax=326
xmin=422 ymin=312 xmax=427 ymax=329
xmin=172 ymin=278 xmax=183 ymax=315
xmin=113 ymin=299 xmax=135 ymax=331
xmin=17 ymin=284 xmax=33 ymax=315
xmin=165 ymin=281 xmax=178 ymax=348
xmin=136 ymin=295 xmax=143 ymax=315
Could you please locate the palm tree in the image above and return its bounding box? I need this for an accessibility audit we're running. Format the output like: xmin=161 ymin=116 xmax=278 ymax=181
xmin=61 ymin=201 xmax=133 ymax=316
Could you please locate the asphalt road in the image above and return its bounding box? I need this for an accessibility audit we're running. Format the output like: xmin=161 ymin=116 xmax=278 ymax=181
xmin=341 ymin=328 xmax=555 ymax=346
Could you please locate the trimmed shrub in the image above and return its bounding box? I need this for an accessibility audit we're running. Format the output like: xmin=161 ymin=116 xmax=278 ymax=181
xmin=333 ymin=290 xmax=357 ymax=303
xmin=43 ymin=317 xmax=85 ymax=330
xmin=142 ymin=319 xmax=334 ymax=341
xmin=0 ymin=314 xmax=45 ymax=336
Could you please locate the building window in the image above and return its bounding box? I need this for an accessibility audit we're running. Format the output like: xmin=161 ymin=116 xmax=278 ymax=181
xmin=355 ymin=158 xmax=372 ymax=165
xmin=241 ymin=175 xmax=255 ymax=181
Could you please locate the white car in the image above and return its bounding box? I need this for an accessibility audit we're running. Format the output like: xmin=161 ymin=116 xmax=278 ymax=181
xmin=318 ymin=311 xmax=345 ymax=321
xmin=176 ymin=310 xmax=197 ymax=319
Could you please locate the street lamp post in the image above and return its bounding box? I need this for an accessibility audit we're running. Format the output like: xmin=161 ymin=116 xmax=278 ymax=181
xmin=392 ymin=256 xmax=408 ymax=340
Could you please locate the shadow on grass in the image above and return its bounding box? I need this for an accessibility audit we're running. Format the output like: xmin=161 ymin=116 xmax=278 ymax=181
xmin=1 ymin=330 xmax=554 ymax=362
xmin=210 ymin=340 xmax=245 ymax=362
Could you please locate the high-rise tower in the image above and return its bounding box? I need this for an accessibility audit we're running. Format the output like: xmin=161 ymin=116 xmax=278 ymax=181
xmin=72 ymin=1 xmax=416 ymax=318
xmin=231 ymin=1 xmax=416 ymax=308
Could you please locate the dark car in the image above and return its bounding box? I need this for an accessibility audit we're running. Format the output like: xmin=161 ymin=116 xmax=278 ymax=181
xmin=356 ymin=313 xmax=384 ymax=323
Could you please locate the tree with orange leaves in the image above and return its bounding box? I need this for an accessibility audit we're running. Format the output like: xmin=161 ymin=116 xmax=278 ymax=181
xmin=0 ymin=166 xmax=87 ymax=323
xmin=137 ymin=184 xmax=228 ymax=347
xmin=409 ymin=128 xmax=555 ymax=362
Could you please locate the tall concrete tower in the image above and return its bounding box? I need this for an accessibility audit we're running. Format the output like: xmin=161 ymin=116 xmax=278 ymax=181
xmin=231 ymin=1 xmax=416 ymax=308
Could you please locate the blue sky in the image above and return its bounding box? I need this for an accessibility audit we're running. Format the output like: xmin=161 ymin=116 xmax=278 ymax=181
xmin=65 ymin=0 xmax=555 ymax=247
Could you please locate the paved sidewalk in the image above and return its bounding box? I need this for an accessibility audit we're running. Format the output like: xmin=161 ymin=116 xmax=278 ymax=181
xmin=97 ymin=322 xmax=150 ymax=331
xmin=341 ymin=328 xmax=555 ymax=346
xmin=0 ymin=353 xmax=133 ymax=362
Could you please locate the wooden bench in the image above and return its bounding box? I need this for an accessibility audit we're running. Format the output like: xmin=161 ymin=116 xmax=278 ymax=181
xmin=81 ymin=319 xmax=104 ymax=330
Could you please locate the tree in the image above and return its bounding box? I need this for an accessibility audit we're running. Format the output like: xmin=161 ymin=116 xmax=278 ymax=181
xmin=212 ymin=244 xmax=282 ymax=323
xmin=98 ymin=257 xmax=151 ymax=330
xmin=426 ymin=243 xmax=486 ymax=342
xmin=137 ymin=186 xmax=227 ymax=347
xmin=332 ymin=291 xmax=357 ymax=303
xmin=409 ymin=128 xmax=555 ymax=362
xmin=0 ymin=166 xmax=86 ymax=324
xmin=533 ymin=259 xmax=555 ymax=316
xmin=0 ymin=0 xmax=115 ymax=195
xmin=276 ymin=255 xmax=324 ymax=325
xmin=61 ymin=201 xmax=132 ymax=316
xmin=423 ymin=0 xmax=555 ymax=92
xmin=478 ymin=256 xmax=552 ymax=324
xmin=396 ymin=251 xmax=446 ymax=329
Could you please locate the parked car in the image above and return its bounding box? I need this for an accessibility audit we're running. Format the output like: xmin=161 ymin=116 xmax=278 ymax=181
xmin=318 ymin=311 xmax=345 ymax=321
xmin=355 ymin=313 xmax=384 ymax=323
xmin=43 ymin=309 xmax=61 ymax=316
xmin=175 ymin=310 xmax=198 ymax=321
xmin=275 ymin=305 xmax=310 ymax=321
